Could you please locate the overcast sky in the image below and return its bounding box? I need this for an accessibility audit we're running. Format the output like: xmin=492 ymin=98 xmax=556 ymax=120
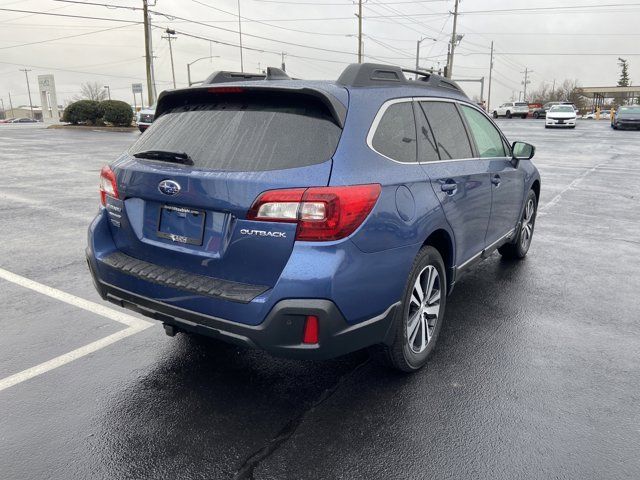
xmin=1 ymin=0 xmax=639 ymax=109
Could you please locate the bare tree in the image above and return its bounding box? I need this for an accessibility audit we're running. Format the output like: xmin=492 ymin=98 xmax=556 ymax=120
xmin=73 ymin=82 xmax=108 ymax=102
xmin=528 ymin=79 xmax=586 ymax=111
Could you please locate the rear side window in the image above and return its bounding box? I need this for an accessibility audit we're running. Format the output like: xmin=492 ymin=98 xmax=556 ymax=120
xmin=129 ymin=94 xmax=341 ymax=172
xmin=460 ymin=105 xmax=506 ymax=158
xmin=371 ymin=102 xmax=417 ymax=163
xmin=419 ymin=101 xmax=473 ymax=160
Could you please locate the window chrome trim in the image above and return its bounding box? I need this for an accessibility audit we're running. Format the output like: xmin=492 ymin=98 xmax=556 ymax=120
xmin=366 ymin=97 xmax=416 ymax=165
xmin=366 ymin=96 xmax=511 ymax=166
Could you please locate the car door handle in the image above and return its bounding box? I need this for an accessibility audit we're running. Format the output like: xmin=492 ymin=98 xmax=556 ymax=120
xmin=440 ymin=181 xmax=458 ymax=194
xmin=491 ymin=175 xmax=501 ymax=186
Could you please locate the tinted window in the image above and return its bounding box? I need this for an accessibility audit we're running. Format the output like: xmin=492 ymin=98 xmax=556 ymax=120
xmin=460 ymin=105 xmax=506 ymax=158
xmin=419 ymin=102 xmax=473 ymax=160
xmin=371 ymin=102 xmax=417 ymax=163
xmin=129 ymin=95 xmax=341 ymax=172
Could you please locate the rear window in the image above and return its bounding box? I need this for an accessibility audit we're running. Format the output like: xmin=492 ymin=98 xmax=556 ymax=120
xmin=129 ymin=95 xmax=342 ymax=172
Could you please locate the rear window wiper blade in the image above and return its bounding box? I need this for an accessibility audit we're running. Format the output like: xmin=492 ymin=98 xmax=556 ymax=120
xmin=132 ymin=150 xmax=194 ymax=165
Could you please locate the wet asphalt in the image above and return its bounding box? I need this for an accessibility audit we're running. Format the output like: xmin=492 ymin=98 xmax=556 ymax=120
xmin=0 ymin=120 xmax=639 ymax=480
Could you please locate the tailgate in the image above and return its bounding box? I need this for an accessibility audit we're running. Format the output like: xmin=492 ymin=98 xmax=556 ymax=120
xmin=105 ymin=89 xmax=344 ymax=288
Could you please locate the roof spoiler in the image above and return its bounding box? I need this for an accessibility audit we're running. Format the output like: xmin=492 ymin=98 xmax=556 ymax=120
xmin=154 ymin=85 xmax=347 ymax=128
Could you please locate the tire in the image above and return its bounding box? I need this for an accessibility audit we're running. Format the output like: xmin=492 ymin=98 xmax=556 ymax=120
xmin=521 ymin=114 xmax=528 ymax=119
xmin=612 ymin=124 xmax=618 ymax=130
xmin=533 ymin=112 xmax=539 ymax=119
xmin=375 ymin=246 xmax=447 ymax=372
xmin=493 ymin=111 xmax=498 ymax=119
xmin=506 ymin=111 xmax=512 ymax=119
xmin=499 ymin=189 xmax=537 ymax=260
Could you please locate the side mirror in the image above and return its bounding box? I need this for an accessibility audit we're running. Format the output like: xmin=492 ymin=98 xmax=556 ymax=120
xmin=511 ymin=141 xmax=535 ymax=165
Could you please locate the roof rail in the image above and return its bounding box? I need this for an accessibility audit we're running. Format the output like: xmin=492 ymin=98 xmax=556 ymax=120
xmin=203 ymin=71 xmax=265 ymax=84
xmin=336 ymin=63 xmax=465 ymax=95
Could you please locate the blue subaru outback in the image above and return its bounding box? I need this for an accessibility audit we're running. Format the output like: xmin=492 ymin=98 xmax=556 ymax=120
xmin=86 ymin=63 xmax=540 ymax=371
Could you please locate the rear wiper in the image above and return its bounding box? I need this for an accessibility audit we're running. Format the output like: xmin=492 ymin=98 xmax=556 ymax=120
xmin=133 ymin=150 xmax=194 ymax=165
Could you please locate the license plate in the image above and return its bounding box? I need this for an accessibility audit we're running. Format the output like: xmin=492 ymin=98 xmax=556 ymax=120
xmin=157 ymin=205 xmax=205 ymax=246
xmin=558 ymin=120 xmax=564 ymax=124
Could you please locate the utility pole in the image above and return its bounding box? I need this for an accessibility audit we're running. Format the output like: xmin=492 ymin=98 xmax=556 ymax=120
xmin=237 ymin=0 xmax=244 ymax=71
xmin=446 ymin=0 xmax=460 ymax=78
xmin=487 ymin=41 xmax=494 ymax=112
xmin=281 ymin=52 xmax=286 ymax=72
xmin=551 ymin=78 xmax=556 ymax=98
xmin=357 ymin=0 xmax=363 ymax=63
xmin=8 ymin=91 xmax=14 ymax=117
xmin=142 ymin=0 xmax=156 ymax=106
xmin=521 ymin=67 xmax=532 ymax=101
xmin=19 ymin=68 xmax=34 ymax=119
xmin=103 ymin=85 xmax=111 ymax=100
xmin=163 ymin=28 xmax=178 ymax=88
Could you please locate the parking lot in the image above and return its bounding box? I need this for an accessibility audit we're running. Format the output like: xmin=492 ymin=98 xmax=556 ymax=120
xmin=1 ymin=120 xmax=639 ymax=479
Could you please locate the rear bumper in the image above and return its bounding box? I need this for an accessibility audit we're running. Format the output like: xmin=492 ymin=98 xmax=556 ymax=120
xmin=87 ymin=255 xmax=398 ymax=359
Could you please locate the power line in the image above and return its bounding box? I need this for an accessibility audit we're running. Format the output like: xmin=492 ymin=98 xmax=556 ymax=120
xmin=253 ymin=0 xmax=448 ymax=4
xmin=0 ymin=7 xmax=141 ymax=24
xmin=147 ymin=7 xmax=418 ymax=60
xmin=0 ymin=24 xmax=135 ymax=51
xmin=189 ymin=0 xmax=350 ymax=37
xmin=0 ymin=59 xmax=171 ymax=83
xmin=458 ymin=2 xmax=640 ymax=15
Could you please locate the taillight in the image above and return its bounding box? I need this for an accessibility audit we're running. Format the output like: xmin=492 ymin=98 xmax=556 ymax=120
xmin=247 ymin=184 xmax=381 ymax=241
xmin=99 ymin=165 xmax=119 ymax=206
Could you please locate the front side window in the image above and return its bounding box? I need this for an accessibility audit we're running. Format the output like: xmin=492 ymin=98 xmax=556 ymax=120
xmin=419 ymin=101 xmax=473 ymax=160
xmin=371 ymin=102 xmax=417 ymax=163
xmin=460 ymin=105 xmax=507 ymax=158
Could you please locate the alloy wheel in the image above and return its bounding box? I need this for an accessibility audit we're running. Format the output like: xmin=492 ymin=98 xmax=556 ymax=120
xmin=406 ymin=265 xmax=441 ymax=354
xmin=520 ymin=198 xmax=536 ymax=250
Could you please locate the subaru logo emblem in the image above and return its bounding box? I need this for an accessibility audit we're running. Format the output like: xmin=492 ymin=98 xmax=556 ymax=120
xmin=158 ymin=180 xmax=181 ymax=196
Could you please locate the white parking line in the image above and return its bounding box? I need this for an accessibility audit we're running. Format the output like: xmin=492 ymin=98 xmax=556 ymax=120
xmin=0 ymin=267 xmax=152 ymax=392
xmin=539 ymin=163 xmax=604 ymax=215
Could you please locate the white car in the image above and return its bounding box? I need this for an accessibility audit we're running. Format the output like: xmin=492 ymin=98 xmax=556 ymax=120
xmin=545 ymin=105 xmax=577 ymax=128
xmin=582 ymin=110 xmax=610 ymax=120
xmin=136 ymin=105 xmax=156 ymax=132
xmin=492 ymin=102 xmax=529 ymax=119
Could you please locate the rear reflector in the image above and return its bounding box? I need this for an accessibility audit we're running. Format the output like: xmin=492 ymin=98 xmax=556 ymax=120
xmin=99 ymin=165 xmax=119 ymax=206
xmin=247 ymin=184 xmax=381 ymax=241
xmin=302 ymin=315 xmax=319 ymax=344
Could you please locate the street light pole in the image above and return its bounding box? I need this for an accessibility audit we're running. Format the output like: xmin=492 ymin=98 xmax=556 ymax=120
xmin=163 ymin=28 xmax=178 ymax=88
xmin=237 ymin=0 xmax=244 ymax=71
xmin=19 ymin=68 xmax=34 ymax=119
xmin=103 ymin=85 xmax=111 ymax=100
xmin=187 ymin=56 xmax=220 ymax=86
xmin=487 ymin=41 xmax=494 ymax=112
xmin=415 ymin=37 xmax=436 ymax=79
